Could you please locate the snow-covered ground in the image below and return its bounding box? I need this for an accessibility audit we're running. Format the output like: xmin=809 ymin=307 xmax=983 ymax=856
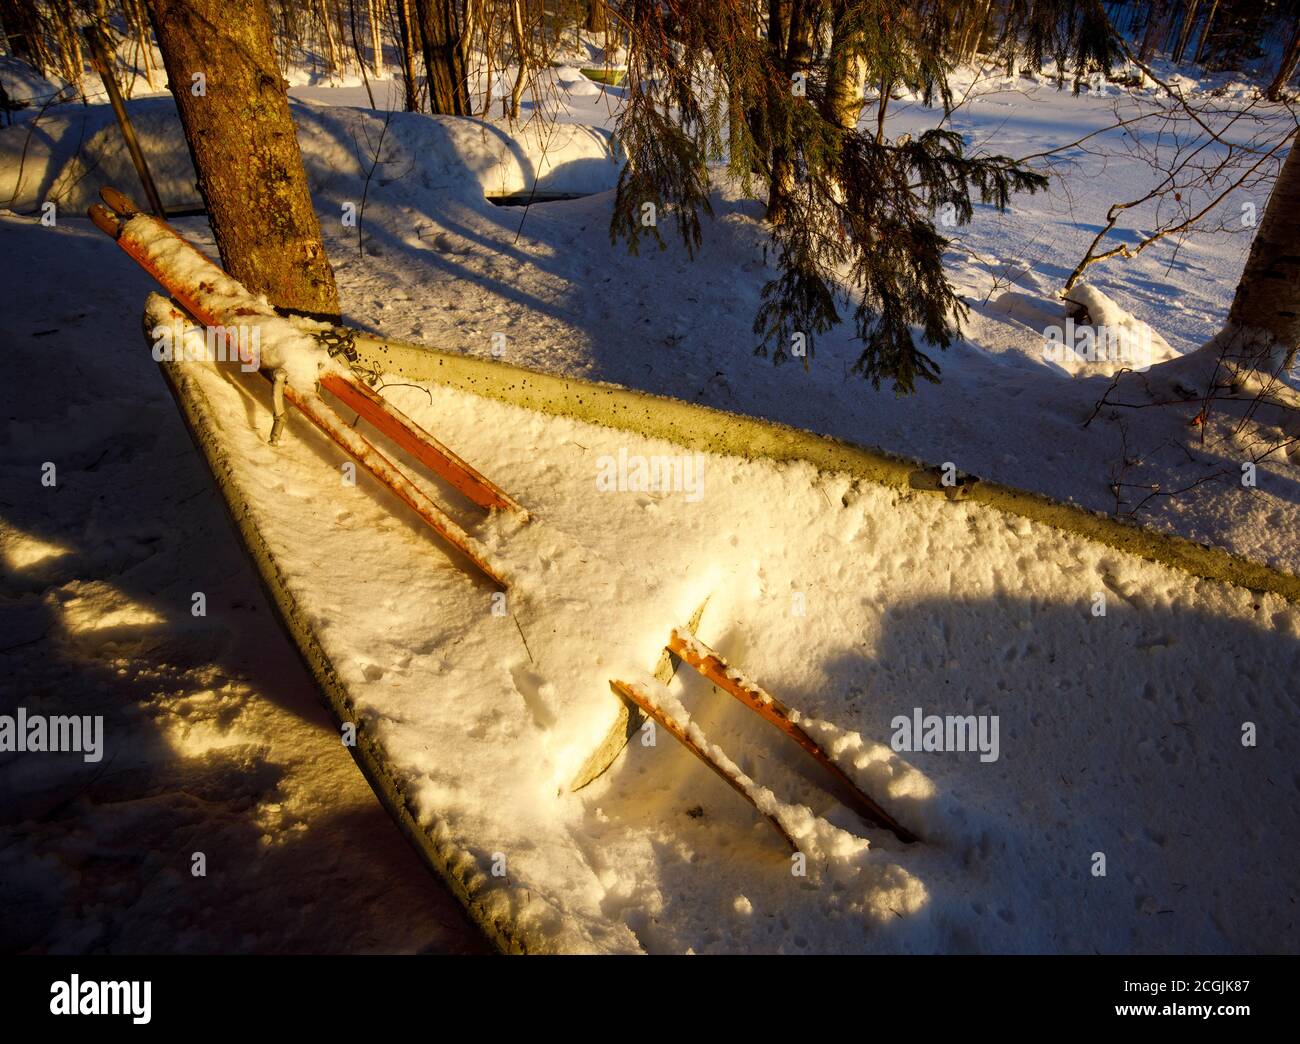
xmin=2 ymin=54 xmax=1298 ymax=953
xmin=0 ymin=214 xmax=486 ymax=954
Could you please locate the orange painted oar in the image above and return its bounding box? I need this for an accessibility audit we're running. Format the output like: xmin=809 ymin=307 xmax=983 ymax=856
xmin=284 ymin=383 xmax=510 ymax=589
xmin=91 ymin=200 xmax=227 ymax=329
xmin=609 ymin=678 xmax=797 ymax=852
xmin=318 ymin=373 xmax=525 ymax=516
xmin=95 ymin=188 xmax=527 ymax=520
xmin=93 ymin=192 xmax=514 ymax=588
xmin=667 ymin=629 xmax=917 ymax=843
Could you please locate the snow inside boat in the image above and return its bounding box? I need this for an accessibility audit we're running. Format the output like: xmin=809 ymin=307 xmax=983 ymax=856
xmin=141 ymin=286 xmax=1300 ymax=954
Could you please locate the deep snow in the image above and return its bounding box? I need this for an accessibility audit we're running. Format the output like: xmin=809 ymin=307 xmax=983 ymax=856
xmin=0 ymin=215 xmax=486 ymax=953
xmin=2 ymin=52 xmax=1299 ymax=953
xmin=138 ymin=288 xmax=1300 ymax=953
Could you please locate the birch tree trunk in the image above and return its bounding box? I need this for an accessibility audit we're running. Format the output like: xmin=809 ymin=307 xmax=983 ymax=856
xmin=318 ymin=0 xmax=343 ymax=75
xmin=368 ymin=0 xmax=385 ymax=78
xmin=460 ymin=0 xmax=480 ymax=110
xmin=822 ymin=0 xmax=865 ymax=132
xmin=482 ymin=0 xmax=495 ymax=117
xmin=508 ymin=0 xmax=526 ymax=120
xmin=956 ymin=0 xmax=993 ymax=62
xmin=55 ymin=0 xmax=86 ymax=97
xmin=1223 ymin=140 xmax=1300 ymax=367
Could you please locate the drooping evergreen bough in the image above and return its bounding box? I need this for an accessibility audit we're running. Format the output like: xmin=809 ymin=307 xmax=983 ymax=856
xmin=609 ymin=0 xmax=1118 ymax=393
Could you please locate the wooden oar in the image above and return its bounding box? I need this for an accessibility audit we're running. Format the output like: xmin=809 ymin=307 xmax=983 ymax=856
xmin=92 ymin=188 xmax=515 ymax=587
xmin=608 ymin=679 xmax=798 ymax=852
xmin=668 ymin=629 xmax=918 ymax=843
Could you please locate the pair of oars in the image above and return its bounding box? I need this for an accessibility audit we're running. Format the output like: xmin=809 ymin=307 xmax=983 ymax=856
xmin=612 ymin=628 xmax=918 ymax=850
xmin=90 ymin=186 xmax=524 ymax=588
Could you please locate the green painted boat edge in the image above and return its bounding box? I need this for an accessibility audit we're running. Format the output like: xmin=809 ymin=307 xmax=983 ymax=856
xmin=146 ymin=308 xmax=552 ymax=955
xmin=353 ymin=331 xmax=1300 ymax=606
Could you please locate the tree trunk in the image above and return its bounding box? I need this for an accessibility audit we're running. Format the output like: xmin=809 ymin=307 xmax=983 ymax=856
xmin=767 ymin=0 xmax=801 ymax=223
xmin=133 ymin=0 xmax=159 ymax=89
xmin=336 ymin=2 xmax=353 ymax=72
xmin=1193 ymin=0 xmax=1219 ymax=65
xmin=55 ymin=0 xmax=86 ymax=97
xmin=1138 ymin=0 xmax=1169 ymax=63
xmin=1173 ymin=0 xmax=1200 ymax=63
xmin=396 ymin=0 xmax=421 ymax=110
xmin=0 ymin=4 xmax=38 ymax=71
xmin=25 ymin=0 xmax=57 ymax=75
xmin=346 ymin=0 xmax=375 ymax=104
xmin=956 ymin=0 xmax=993 ymax=62
xmin=508 ymin=0 xmax=526 ymax=120
xmin=1267 ymin=17 xmax=1300 ymax=102
xmin=481 ymin=0 xmax=494 ymax=117
xmin=822 ymin=0 xmax=865 ymax=132
xmin=457 ymin=0 xmax=478 ymax=112
xmin=146 ymin=0 xmax=340 ymax=320
xmin=1224 ymin=139 xmax=1300 ymax=367
xmin=317 ymin=0 xmax=343 ymax=75
xmin=414 ymin=0 xmax=468 ymax=114
xmin=368 ymin=0 xmax=385 ymax=78
xmin=584 ymin=0 xmax=606 ymax=37
xmin=533 ymin=0 xmax=549 ymax=65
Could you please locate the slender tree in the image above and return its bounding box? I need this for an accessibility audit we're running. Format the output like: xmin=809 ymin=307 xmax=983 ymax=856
xmin=507 ymin=0 xmax=526 ymax=118
xmin=1268 ymin=13 xmax=1300 ymax=101
xmin=1139 ymin=0 xmax=1170 ymax=62
xmin=368 ymin=0 xmax=385 ymax=78
xmin=1173 ymin=0 xmax=1201 ymax=62
xmin=146 ymin=0 xmax=340 ymax=319
xmin=317 ymin=0 xmax=344 ymax=74
xmin=955 ymin=0 xmax=995 ymax=61
xmin=395 ymin=0 xmax=422 ymax=110
xmin=0 ymin=2 xmax=43 ymax=71
xmin=414 ymin=0 xmax=469 ymax=114
xmin=1193 ymin=0 xmax=1219 ymax=64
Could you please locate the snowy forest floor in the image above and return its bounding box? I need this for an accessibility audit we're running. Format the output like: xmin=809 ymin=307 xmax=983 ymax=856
xmin=0 ymin=215 xmax=487 ymax=953
xmin=2 ymin=60 xmax=1298 ymax=952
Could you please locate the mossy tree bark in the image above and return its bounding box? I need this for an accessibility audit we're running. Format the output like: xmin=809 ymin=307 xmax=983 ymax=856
xmin=146 ymin=0 xmax=340 ymax=320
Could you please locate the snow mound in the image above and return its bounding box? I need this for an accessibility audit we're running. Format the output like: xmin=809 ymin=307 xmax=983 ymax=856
xmin=988 ymin=289 xmax=1066 ymax=332
xmin=552 ymin=65 xmax=586 ymax=86
xmin=0 ymin=56 xmax=75 ymax=107
xmin=552 ymin=66 xmax=603 ymax=98
xmin=0 ymin=97 xmax=621 ymax=214
xmin=1040 ymin=282 xmax=1180 ymax=376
